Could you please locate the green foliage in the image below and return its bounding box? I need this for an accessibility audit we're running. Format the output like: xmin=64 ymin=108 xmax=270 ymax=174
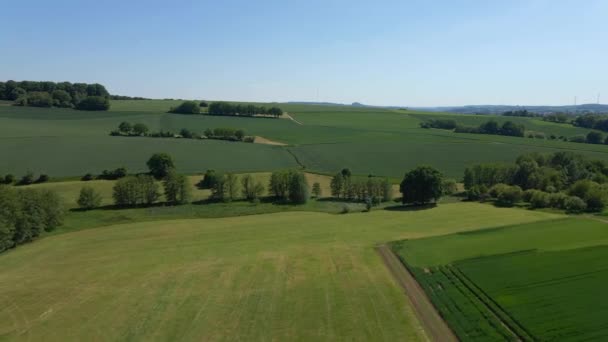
xmin=0 ymin=186 xmax=65 ymax=253
xmin=51 ymin=90 xmax=72 ymax=108
xmin=442 ymin=178 xmax=458 ymax=195
xmin=241 ymin=174 xmax=264 ymax=202
xmin=197 ymin=170 xmax=219 ymax=189
xmin=77 ymin=186 xmax=103 ymax=210
xmin=269 ymin=170 xmax=308 ymax=204
xmin=163 ymin=171 xmax=192 ymax=205
xmin=208 ymin=102 xmax=283 ymax=117
xmin=112 ymin=175 xmax=160 ymax=207
xmin=132 ymin=123 xmax=149 ymax=136
xmin=311 ymin=182 xmax=322 ymax=198
xmin=146 ymin=153 xmax=175 ymax=179
xmin=119 ymin=121 xmax=132 ymax=133
xmin=586 ymin=131 xmax=604 ymax=144
xmin=225 ymin=173 xmax=239 ymax=202
xmin=400 ymin=166 xmax=444 ymax=205
xmin=76 ymin=96 xmax=110 ymax=111
xmin=18 ymin=172 xmax=35 ymax=185
xmin=169 ymin=101 xmax=201 ymax=114
xmin=27 ymin=91 xmax=53 ymax=107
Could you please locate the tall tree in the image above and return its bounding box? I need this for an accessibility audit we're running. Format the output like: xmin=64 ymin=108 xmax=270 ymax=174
xmin=400 ymin=166 xmax=444 ymax=205
xmin=147 ymin=153 xmax=175 ymax=179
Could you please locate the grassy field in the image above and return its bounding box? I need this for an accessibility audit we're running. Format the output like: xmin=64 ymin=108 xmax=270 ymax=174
xmin=2 ymin=101 xmax=608 ymax=179
xmin=0 ymin=203 xmax=560 ymax=341
xmin=392 ymin=218 xmax=608 ymax=341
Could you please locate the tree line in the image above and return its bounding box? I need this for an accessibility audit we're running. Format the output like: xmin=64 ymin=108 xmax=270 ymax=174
xmin=329 ymin=169 xmax=393 ymax=205
xmin=0 ymin=186 xmax=65 ymax=253
xmin=0 ymin=80 xmax=110 ymax=110
xmin=110 ymin=122 xmax=253 ymax=142
xmin=464 ymin=152 xmax=608 ymax=212
xmin=421 ymin=119 xmax=525 ymax=137
xmin=208 ymin=102 xmax=283 ymax=117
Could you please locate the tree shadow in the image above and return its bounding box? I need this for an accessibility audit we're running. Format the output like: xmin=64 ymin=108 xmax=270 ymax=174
xmin=383 ymin=203 xmax=437 ymax=212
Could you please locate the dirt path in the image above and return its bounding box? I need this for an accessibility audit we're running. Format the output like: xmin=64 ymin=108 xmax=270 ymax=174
xmin=282 ymin=113 xmax=304 ymax=125
xmin=253 ymin=136 xmax=287 ymax=146
xmin=377 ymin=244 xmax=458 ymax=342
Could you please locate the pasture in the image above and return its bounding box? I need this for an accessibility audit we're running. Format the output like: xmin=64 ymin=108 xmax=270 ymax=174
xmin=0 ymin=203 xmax=560 ymax=341
xmin=2 ymin=101 xmax=608 ymax=179
xmin=392 ymin=218 xmax=608 ymax=341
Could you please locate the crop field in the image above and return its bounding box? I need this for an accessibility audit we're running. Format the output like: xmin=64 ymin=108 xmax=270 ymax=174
xmin=0 ymin=203 xmax=560 ymax=341
xmin=392 ymin=218 xmax=608 ymax=341
xmin=2 ymin=101 xmax=608 ymax=179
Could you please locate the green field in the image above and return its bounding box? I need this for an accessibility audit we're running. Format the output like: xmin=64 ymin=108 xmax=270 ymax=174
xmin=0 ymin=203 xmax=560 ymax=341
xmin=392 ymin=218 xmax=608 ymax=341
xmin=2 ymin=101 xmax=608 ymax=179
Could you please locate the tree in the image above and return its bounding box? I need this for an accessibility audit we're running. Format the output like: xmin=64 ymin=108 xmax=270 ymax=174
xmin=442 ymin=179 xmax=458 ymax=195
xmin=241 ymin=174 xmax=265 ymax=202
xmin=197 ymin=170 xmax=219 ymax=189
xmin=235 ymin=129 xmax=245 ymax=141
xmin=9 ymin=87 xmax=26 ymax=101
xmin=3 ymin=174 xmax=15 ymax=184
xmin=18 ymin=172 xmax=35 ymax=186
xmin=400 ymin=166 xmax=444 ymax=205
xmin=75 ymin=96 xmax=110 ymax=111
xmin=180 ymin=128 xmax=194 ymax=139
xmin=341 ymin=168 xmax=352 ymax=178
xmin=38 ymin=190 xmax=65 ymax=231
xmin=52 ymin=89 xmax=72 ymax=107
xmin=77 ymin=186 xmax=103 ymax=210
xmin=312 ymin=182 xmax=322 ymax=198
xmin=36 ymin=174 xmax=50 ymax=183
xmin=169 ymin=101 xmax=200 ymax=114
xmin=27 ymin=92 xmax=53 ymax=107
xmin=210 ymin=173 xmax=227 ymax=201
xmin=147 ymin=153 xmax=175 ymax=179
xmin=225 ymin=173 xmax=239 ymax=201
xmin=382 ymin=178 xmax=393 ymax=202
xmin=0 ymin=186 xmax=17 ymax=252
xmin=269 ymin=170 xmax=291 ymax=200
xmin=500 ymin=121 xmax=525 ymax=137
xmin=288 ymin=171 xmax=309 ymax=204
xmin=112 ymin=175 xmax=159 ymax=207
xmin=118 ymin=122 xmax=132 ymax=134
xmin=163 ymin=171 xmax=192 ymax=205
xmin=132 ymin=123 xmax=149 ymax=136
xmin=330 ymin=173 xmax=344 ymax=198
xmin=586 ymin=131 xmax=604 ymax=144
xmin=199 ymin=101 xmax=208 ymax=107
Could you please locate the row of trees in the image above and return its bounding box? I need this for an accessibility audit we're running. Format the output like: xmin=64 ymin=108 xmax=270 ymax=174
xmin=0 ymin=186 xmax=65 ymax=253
xmin=1 ymin=172 xmax=50 ymax=185
xmin=329 ymin=169 xmax=392 ymax=204
xmin=502 ymin=109 xmax=538 ymax=117
xmin=110 ymin=122 xmax=252 ymax=142
xmin=0 ymin=80 xmax=110 ymax=110
xmin=208 ymin=102 xmax=283 ymax=117
xmin=573 ymin=114 xmax=608 ymax=132
xmin=464 ymin=152 xmax=608 ymax=211
xmin=421 ymin=119 xmax=526 ymax=137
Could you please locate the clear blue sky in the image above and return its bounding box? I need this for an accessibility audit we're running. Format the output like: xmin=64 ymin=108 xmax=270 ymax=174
xmin=1 ymin=0 xmax=606 ymax=106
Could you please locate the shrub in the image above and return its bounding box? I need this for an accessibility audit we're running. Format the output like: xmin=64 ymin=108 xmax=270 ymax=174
xmin=36 ymin=174 xmax=50 ymax=183
xmin=529 ymin=190 xmax=550 ymax=208
xmin=569 ymin=135 xmax=586 ymax=143
xmin=495 ymin=185 xmax=522 ymax=207
xmin=564 ymin=196 xmax=587 ymax=213
xmin=81 ymin=173 xmax=94 ymax=181
xmin=76 ymin=96 xmax=110 ymax=111
xmin=77 ymin=186 xmax=103 ymax=210
xmin=118 ymin=122 xmax=132 ymax=134
xmin=27 ymin=92 xmax=53 ymax=107
xmin=243 ymin=136 xmax=255 ymax=143
xmin=197 ymin=170 xmax=219 ymax=189
xmin=587 ymin=131 xmax=604 ymax=144
xmin=147 ymin=153 xmax=175 ymax=179
xmin=2 ymin=174 xmax=15 ymax=184
xmin=170 ymin=101 xmax=200 ymax=114
xmin=18 ymin=172 xmax=35 ymax=186
xmin=132 ymin=123 xmax=149 ymax=136
xmin=548 ymin=192 xmax=569 ymax=209
xmin=199 ymin=101 xmax=208 ymax=107
xmin=442 ymin=178 xmax=458 ymax=195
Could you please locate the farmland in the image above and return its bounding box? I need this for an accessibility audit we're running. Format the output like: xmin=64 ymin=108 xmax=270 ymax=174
xmin=3 ymin=101 xmax=608 ymax=178
xmin=392 ymin=218 xmax=608 ymax=341
xmin=0 ymin=203 xmax=560 ymax=341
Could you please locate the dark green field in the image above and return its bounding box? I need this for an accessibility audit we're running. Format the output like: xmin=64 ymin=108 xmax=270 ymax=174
xmin=2 ymin=100 xmax=608 ymax=179
xmin=392 ymin=218 xmax=608 ymax=341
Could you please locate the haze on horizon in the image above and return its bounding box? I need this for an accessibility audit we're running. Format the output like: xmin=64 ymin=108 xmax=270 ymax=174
xmin=1 ymin=0 xmax=606 ymax=107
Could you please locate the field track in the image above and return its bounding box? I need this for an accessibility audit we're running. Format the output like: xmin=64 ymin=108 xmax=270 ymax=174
xmin=377 ymin=244 xmax=457 ymax=342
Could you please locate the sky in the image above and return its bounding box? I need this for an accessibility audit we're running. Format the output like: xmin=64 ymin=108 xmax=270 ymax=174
xmin=1 ymin=0 xmax=606 ymax=107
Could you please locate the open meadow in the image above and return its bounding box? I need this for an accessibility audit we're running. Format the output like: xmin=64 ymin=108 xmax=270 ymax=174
xmin=0 ymin=203 xmax=560 ymax=341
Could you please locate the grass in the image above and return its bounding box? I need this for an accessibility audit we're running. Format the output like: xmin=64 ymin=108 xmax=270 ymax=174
xmin=392 ymin=218 xmax=608 ymax=341
xmin=0 ymin=202 xmax=560 ymax=341
xmin=3 ymin=101 xmax=608 ymax=178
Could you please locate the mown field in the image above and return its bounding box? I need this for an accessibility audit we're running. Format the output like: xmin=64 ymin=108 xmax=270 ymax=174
xmin=392 ymin=218 xmax=608 ymax=341
xmin=0 ymin=203 xmax=560 ymax=341
xmin=2 ymin=100 xmax=608 ymax=179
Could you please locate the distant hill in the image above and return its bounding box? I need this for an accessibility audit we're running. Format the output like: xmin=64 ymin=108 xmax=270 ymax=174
xmin=412 ymin=104 xmax=608 ymax=115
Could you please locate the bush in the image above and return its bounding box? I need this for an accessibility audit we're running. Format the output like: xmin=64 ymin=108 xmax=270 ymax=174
xmin=36 ymin=174 xmax=50 ymax=183
xmin=2 ymin=174 xmax=15 ymax=184
xmin=197 ymin=170 xmax=219 ymax=189
xmin=81 ymin=173 xmax=94 ymax=181
xmin=18 ymin=172 xmax=35 ymax=186
xmin=569 ymin=135 xmax=587 ymax=143
xmin=466 ymin=184 xmax=487 ymax=201
xmin=147 ymin=153 xmax=175 ymax=179
xmin=442 ymin=178 xmax=458 ymax=195
xmin=170 ymin=101 xmax=200 ymax=114
xmin=132 ymin=123 xmax=149 ymax=136
xmin=564 ymin=196 xmax=587 ymax=213
xmin=494 ymin=184 xmax=522 ymax=207
xmin=548 ymin=192 xmax=569 ymax=209
xmin=77 ymin=186 xmax=102 ymax=210
xmin=112 ymin=175 xmax=160 ymax=207
xmin=27 ymin=91 xmax=53 ymax=107
xmin=199 ymin=101 xmax=208 ymax=107
xmin=76 ymin=96 xmax=110 ymax=111
xmin=163 ymin=171 xmax=192 ymax=205
xmin=529 ymin=190 xmax=550 ymax=208
xmin=587 ymin=131 xmax=604 ymax=144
